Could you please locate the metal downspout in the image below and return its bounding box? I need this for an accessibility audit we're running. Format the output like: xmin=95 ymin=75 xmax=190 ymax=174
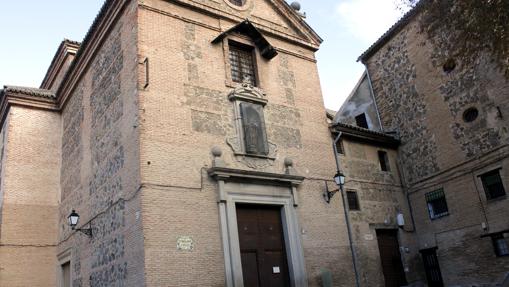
xmin=332 ymin=132 xmax=361 ymax=287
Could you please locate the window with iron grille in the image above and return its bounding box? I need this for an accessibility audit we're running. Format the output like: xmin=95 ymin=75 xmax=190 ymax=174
xmin=426 ymin=189 xmax=449 ymax=219
xmin=491 ymin=233 xmax=509 ymax=257
xmin=480 ymin=169 xmax=506 ymax=200
xmin=355 ymin=113 xmax=369 ymax=129
xmin=229 ymin=43 xmax=256 ymax=86
xmin=334 ymin=137 xmax=345 ymax=155
xmin=347 ymin=191 xmax=360 ymax=211
xmin=378 ymin=150 xmax=390 ymax=172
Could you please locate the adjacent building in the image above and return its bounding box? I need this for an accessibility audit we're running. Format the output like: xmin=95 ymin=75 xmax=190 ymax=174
xmin=336 ymin=1 xmax=509 ymax=286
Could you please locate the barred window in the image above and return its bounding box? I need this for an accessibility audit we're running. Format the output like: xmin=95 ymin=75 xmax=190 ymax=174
xmin=492 ymin=233 xmax=509 ymax=257
xmin=334 ymin=137 xmax=345 ymax=155
xmin=229 ymin=43 xmax=256 ymax=86
xmin=426 ymin=189 xmax=449 ymax=220
xmin=347 ymin=191 xmax=360 ymax=211
xmin=480 ymin=169 xmax=506 ymax=200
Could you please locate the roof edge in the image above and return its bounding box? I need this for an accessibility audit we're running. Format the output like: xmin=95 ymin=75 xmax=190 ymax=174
xmin=357 ymin=0 xmax=428 ymax=63
xmin=40 ymin=39 xmax=81 ymax=90
xmin=330 ymin=122 xmax=400 ymax=148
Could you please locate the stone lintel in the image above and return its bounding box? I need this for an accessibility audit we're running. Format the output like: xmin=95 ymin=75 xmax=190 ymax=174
xmin=208 ymin=166 xmax=304 ymax=186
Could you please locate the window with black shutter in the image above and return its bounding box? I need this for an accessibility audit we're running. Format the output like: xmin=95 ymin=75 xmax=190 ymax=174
xmin=347 ymin=191 xmax=360 ymax=211
xmin=480 ymin=169 xmax=506 ymax=200
xmin=378 ymin=151 xmax=390 ymax=172
xmin=355 ymin=113 xmax=369 ymax=129
xmin=426 ymin=189 xmax=449 ymax=220
xmin=229 ymin=43 xmax=256 ymax=86
xmin=240 ymin=102 xmax=268 ymax=156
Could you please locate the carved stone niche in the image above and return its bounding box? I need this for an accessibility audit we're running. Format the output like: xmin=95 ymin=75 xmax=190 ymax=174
xmin=227 ymin=79 xmax=277 ymax=169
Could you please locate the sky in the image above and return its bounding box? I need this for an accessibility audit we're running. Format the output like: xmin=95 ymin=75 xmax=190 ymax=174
xmin=0 ymin=0 xmax=408 ymax=111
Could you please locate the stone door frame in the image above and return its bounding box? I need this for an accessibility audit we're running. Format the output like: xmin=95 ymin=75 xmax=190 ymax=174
xmin=209 ymin=167 xmax=307 ymax=287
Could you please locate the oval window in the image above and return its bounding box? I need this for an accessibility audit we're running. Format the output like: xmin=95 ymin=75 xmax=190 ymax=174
xmin=228 ymin=0 xmax=246 ymax=6
xmin=443 ymin=58 xmax=456 ymax=73
xmin=463 ymin=107 xmax=479 ymax=123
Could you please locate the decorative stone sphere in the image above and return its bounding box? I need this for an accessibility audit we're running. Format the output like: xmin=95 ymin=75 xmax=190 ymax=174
xmin=211 ymin=146 xmax=223 ymax=157
xmin=284 ymin=157 xmax=294 ymax=167
xmin=290 ymin=1 xmax=301 ymax=11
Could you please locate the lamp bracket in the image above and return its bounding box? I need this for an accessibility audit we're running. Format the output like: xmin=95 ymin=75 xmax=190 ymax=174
xmin=323 ymin=181 xmax=340 ymax=204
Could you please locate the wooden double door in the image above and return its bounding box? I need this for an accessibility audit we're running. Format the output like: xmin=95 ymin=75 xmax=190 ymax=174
xmin=236 ymin=204 xmax=290 ymax=287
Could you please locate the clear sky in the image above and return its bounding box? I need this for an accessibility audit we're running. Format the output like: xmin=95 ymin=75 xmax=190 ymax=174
xmin=0 ymin=0 xmax=407 ymax=111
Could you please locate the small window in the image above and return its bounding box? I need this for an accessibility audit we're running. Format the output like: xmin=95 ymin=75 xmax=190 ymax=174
xmin=355 ymin=113 xmax=369 ymax=129
xmin=334 ymin=138 xmax=345 ymax=155
xmin=378 ymin=151 xmax=390 ymax=172
xmin=240 ymin=102 xmax=268 ymax=155
xmin=426 ymin=189 xmax=449 ymax=219
xmin=229 ymin=42 xmax=256 ymax=86
xmin=347 ymin=191 xmax=360 ymax=211
xmin=61 ymin=261 xmax=71 ymax=287
xmin=463 ymin=107 xmax=479 ymax=123
xmin=491 ymin=233 xmax=509 ymax=257
xmin=480 ymin=169 xmax=506 ymax=200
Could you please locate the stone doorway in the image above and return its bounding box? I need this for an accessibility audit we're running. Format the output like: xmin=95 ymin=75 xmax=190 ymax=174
xmin=236 ymin=204 xmax=291 ymax=287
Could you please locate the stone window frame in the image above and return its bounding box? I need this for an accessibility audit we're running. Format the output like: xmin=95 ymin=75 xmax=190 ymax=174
xmin=57 ymin=248 xmax=72 ymax=287
xmin=221 ymin=35 xmax=262 ymax=89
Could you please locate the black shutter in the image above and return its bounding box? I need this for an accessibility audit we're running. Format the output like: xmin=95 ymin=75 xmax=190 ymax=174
xmin=240 ymin=103 xmax=269 ymax=155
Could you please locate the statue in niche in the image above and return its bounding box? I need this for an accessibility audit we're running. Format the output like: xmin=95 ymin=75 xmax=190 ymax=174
xmin=240 ymin=102 xmax=269 ymax=155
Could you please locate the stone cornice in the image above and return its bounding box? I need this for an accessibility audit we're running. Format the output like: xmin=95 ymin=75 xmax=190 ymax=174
xmin=208 ymin=166 xmax=305 ymax=186
xmin=0 ymin=88 xmax=59 ymax=131
xmin=141 ymin=0 xmax=320 ymax=51
xmin=40 ymin=40 xmax=80 ymax=90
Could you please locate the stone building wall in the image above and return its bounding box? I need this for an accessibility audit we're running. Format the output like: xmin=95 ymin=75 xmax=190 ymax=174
xmin=339 ymin=138 xmax=423 ymax=286
xmin=137 ymin=0 xmax=355 ymax=286
xmin=57 ymin=1 xmax=144 ymax=286
xmin=0 ymin=107 xmax=61 ymax=287
xmin=364 ymin=9 xmax=509 ymax=286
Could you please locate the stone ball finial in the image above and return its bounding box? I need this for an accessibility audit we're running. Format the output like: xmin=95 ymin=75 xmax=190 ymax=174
xmin=284 ymin=157 xmax=294 ymax=167
xmin=290 ymin=1 xmax=301 ymax=11
xmin=211 ymin=146 xmax=223 ymax=158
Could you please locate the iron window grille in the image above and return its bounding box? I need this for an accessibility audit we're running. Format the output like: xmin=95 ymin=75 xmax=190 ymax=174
xmin=334 ymin=137 xmax=345 ymax=155
xmin=480 ymin=169 xmax=506 ymax=200
xmin=378 ymin=151 xmax=390 ymax=172
xmin=229 ymin=42 xmax=256 ymax=86
xmin=426 ymin=189 xmax=449 ymax=219
xmin=491 ymin=233 xmax=509 ymax=257
xmin=347 ymin=191 xmax=360 ymax=211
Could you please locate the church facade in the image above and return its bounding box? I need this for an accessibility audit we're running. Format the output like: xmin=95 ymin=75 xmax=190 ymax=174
xmin=0 ymin=0 xmax=361 ymax=286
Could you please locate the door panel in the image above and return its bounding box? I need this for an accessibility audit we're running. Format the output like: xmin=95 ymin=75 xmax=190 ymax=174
xmin=420 ymin=248 xmax=444 ymax=287
xmin=237 ymin=204 xmax=290 ymax=287
xmin=376 ymin=229 xmax=408 ymax=287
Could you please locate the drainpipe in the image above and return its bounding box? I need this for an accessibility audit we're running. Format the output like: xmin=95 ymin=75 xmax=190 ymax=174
xmin=332 ymin=131 xmax=361 ymax=287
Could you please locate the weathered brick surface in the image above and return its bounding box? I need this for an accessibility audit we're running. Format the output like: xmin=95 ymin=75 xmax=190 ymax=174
xmin=364 ymin=9 xmax=509 ymax=286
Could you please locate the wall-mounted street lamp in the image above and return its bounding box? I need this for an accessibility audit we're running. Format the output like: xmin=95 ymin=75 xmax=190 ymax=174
xmin=324 ymin=171 xmax=346 ymax=203
xmin=68 ymin=210 xmax=93 ymax=237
